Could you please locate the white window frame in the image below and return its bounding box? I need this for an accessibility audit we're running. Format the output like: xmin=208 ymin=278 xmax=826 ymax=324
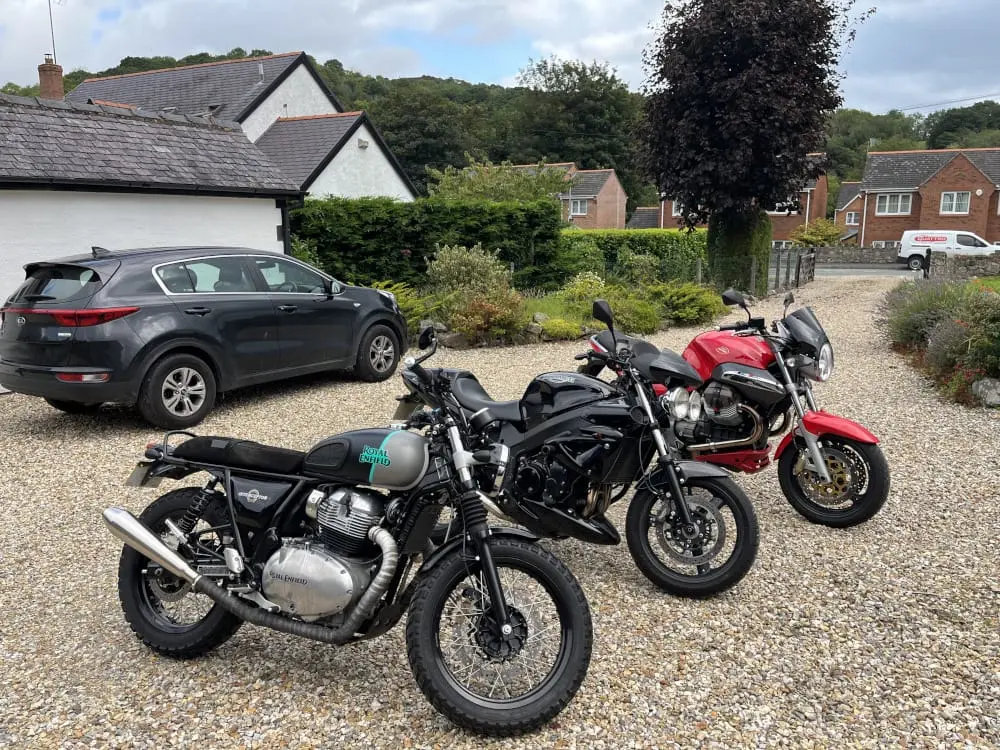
xmin=871 ymin=241 xmax=885 ymax=249
xmin=940 ymin=191 xmax=971 ymax=215
xmin=771 ymin=240 xmax=794 ymax=250
xmin=570 ymin=199 xmax=588 ymax=216
xmin=671 ymin=202 xmax=683 ymax=218
xmin=845 ymin=211 xmax=860 ymax=226
xmin=875 ymin=193 xmax=912 ymax=216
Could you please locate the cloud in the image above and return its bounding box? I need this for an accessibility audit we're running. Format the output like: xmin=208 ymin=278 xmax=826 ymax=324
xmin=0 ymin=0 xmax=994 ymax=116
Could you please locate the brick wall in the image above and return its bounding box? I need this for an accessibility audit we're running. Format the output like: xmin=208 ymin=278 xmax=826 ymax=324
xmin=918 ymin=155 xmax=994 ymax=238
xmin=834 ymin=194 xmax=863 ymax=232
xmin=928 ymin=249 xmax=1000 ymax=279
xmin=813 ymin=246 xmax=900 ymax=264
xmin=861 ymin=192 xmax=922 ymax=243
xmin=566 ymin=173 xmax=628 ymax=229
xmin=810 ymin=176 xmax=829 ymax=222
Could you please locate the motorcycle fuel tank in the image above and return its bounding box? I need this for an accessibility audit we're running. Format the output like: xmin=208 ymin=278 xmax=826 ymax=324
xmin=683 ymin=331 xmax=776 ymax=382
xmin=303 ymin=429 xmax=429 ymax=491
xmin=521 ymin=372 xmax=617 ymax=430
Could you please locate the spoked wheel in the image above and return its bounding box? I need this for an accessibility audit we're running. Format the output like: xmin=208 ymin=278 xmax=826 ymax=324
xmin=778 ymin=436 xmax=890 ymax=528
xmin=625 ymin=477 xmax=759 ymax=598
xmin=406 ymin=537 xmax=592 ymax=736
xmin=117 ymin=488 xmax=242 ymax=658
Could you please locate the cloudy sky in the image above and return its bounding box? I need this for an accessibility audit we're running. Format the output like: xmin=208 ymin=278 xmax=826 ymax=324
xmin=1 ymin=0 xmax=997 ymax=114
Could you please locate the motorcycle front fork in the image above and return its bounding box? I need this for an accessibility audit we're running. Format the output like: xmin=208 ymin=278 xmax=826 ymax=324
xmin=785 ymin=378 xmax=833 ymax=484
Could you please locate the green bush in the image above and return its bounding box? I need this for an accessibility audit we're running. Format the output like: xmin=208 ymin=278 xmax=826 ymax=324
xmin=563 ymin=228 xmax=707 ymax=283
xmin=601 ymin=288 xmax=661 ymax=335
xmin=552 ymin=234 xmax=606 ymax=280
xmin=370 ymin=280 xmax=444 ymax=336
xmin=291 ymin=197 xmax=562 ymax=287
xmin=645 ymin=281 xmax=728 ymax=325
xmin=960 ymin=291 xmax=1000 ymax=376
xmin=540 ymin=318 xmax=583 ymax=340
xmin=426 ymin=243 xmax=511 ymax=297
xmin=879 ymin=280 xmax=975 ymax=348
xmin=614 ymin=251 xmax=662 ymax=285
xmin=449 ymin=288 xmax=527 ymax=344
xmin=923 ymin=318 xmax=970 ymax=378
xmin=557 ymin=272 xmax=607 ymax=308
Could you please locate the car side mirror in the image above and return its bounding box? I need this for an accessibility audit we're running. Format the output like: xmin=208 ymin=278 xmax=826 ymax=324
xmin=324 ymin=279 xmax=341 ymax=297
xmin=418 ymin=326 xmax=437 ymax=350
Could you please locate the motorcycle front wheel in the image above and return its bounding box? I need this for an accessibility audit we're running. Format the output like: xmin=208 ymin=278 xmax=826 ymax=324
xmin=625 ymin=477 xmax=759 ymax=598
xmin=405 ymin=537 xmax=592 ymax=736
xmin=777 ymin=436 xmax=890 ymax=528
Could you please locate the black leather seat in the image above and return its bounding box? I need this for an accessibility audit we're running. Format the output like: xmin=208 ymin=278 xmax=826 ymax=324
xmin=450 ymin=372 xmax=523 ymax=424
xmin=173 ymin=436 xmax=305 ymax=474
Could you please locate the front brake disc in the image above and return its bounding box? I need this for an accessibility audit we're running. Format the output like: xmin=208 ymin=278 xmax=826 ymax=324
xmin=655 ymin=497 xmax=727 ymax=565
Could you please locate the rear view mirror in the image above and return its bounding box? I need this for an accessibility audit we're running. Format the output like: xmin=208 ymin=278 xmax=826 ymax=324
xmin=592 ymin=300 xmax=615 ymax=329
xmin=418 ymin=326 xmax=436 ymax=350
xmin=784 ymin=292 xmax=795 ymax=307
xmin=721 ymin=289 xmax=747 ymax=309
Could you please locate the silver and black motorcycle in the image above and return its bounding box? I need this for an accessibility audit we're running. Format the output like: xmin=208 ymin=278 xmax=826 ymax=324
xmin=102 ymin=399 xmax=593 ymax=736
xmin=396 ymin=300 xmax=760 ymax=599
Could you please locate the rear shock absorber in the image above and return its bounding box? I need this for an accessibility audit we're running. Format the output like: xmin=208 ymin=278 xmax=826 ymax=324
xmin=176 ymin=481 xmax=220 ymax=535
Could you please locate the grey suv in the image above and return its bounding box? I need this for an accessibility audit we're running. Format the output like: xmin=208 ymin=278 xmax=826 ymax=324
xmin=0 ymin=246 xmax=407 ymax=428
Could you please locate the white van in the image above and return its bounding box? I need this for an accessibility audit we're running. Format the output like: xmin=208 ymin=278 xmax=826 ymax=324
xmin=898 ymin=230 xmax=999 ymax=270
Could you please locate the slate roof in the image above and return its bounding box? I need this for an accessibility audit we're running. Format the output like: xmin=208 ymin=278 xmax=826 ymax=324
xmin=0 ymin=94 xmax=300 ymax=196
xmin=65 ymin=52 xmax=340 ymax=122
xmin=837 ymin=181 xmax=861 ymax=210
xmin=861 ymin=148 xmax=1000 ymax=191
xmin=255 ymin=112 xmax=417 ymax=196
xmin=510 ymin=162 xmax=576 ymax=175
xmin=560 ymin=169 xmax=616 ymax=198
xmin=626 ymin=207 xmax=660 ymax=229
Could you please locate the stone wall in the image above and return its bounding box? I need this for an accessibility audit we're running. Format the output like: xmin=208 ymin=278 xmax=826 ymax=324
xmin=928 ymin=250 xmax=1000 ymax=279
xmin=813 ymin=246 xmax=900 ymax=264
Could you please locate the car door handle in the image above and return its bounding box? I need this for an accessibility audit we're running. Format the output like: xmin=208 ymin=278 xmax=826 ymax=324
xmin=184 ymin=307 xmax=212 ymax=316
xmin=277 ymin=304 xmax=298 ymax=313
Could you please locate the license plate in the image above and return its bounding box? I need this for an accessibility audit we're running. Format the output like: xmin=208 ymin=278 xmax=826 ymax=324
xmin=125 ymin=462 xmax=162 ymax=488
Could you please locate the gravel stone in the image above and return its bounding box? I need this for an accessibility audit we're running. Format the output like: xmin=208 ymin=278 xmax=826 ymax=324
xmin=0 ymin=276 xmax=998 ymax=748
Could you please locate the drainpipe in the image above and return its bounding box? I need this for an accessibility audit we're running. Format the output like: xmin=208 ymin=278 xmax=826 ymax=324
xmin=804 ymin=190 xmax=812 ymax=225
xmin=861 ymin=192 xmax=869 ymax=247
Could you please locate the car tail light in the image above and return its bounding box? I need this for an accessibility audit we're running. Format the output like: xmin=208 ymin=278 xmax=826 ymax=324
xmin=56 ymin=373 xmax=110 ymax=383
xmin=2 ymin=307 xmax=139 ymax=327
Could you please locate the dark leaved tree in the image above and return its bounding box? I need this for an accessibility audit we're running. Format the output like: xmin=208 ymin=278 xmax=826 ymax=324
xmin=643 ymin=0 xmax=868 ymax=293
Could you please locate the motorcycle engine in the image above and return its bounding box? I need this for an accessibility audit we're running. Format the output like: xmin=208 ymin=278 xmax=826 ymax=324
xmin=702 ymin=383 xmax=744 ymax=427
xmin=260 ymin=487 xmax=384 ymax=621
xmin=514 ymin=451 xmax=590 ymax=513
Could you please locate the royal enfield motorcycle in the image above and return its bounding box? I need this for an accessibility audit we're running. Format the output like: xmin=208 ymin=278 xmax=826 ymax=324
xmin=395 ymin=301 xmax=759 ymax=599
xmin=102 ymin=403 xmax=593 ymax=735
xmin=578 ymin=290 xmax=890 ymax=528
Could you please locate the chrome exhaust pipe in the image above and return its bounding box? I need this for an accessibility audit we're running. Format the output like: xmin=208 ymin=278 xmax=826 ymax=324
xmin=687 ymin=405 xmax=765 ymax=453
xmin=102 ymin=507 xmax=201 ymax=585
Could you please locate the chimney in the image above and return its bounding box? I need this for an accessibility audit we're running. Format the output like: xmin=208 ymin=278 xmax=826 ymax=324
xmin=38 ymin=54 xmax=64 ymax=100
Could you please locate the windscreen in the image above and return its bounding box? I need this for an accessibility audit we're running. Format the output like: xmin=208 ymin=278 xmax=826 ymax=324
xmin=7 ymin=264 xmax=107 ymax=305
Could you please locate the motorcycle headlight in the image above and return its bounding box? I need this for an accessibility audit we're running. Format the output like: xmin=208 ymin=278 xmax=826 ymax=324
xmin=687 ymin=390 xmax=703 ymax=422
xmin=817 ymin=343 xmax=834 ymax=382
xmin=660 ymin=387 xmax=691 ymax=421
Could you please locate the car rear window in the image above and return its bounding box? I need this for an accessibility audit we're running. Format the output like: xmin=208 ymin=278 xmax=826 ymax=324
xmin=8 ymin=264 xmax=105 ymax=305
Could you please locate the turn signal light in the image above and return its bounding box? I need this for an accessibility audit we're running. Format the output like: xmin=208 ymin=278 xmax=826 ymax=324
xmin=55 ymin=373 xmax=110 ymax=383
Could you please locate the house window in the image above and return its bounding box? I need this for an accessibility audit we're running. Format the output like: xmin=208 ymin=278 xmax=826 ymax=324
xmin=672 ymin=202 xmax=684 ymax=218
xmin=875 ymin=193 xmax=912 ymax=216
xmin=570 ymin=199 xmax=588 ymax=216
xmin=846 ymin=211 xmax=860 ymax=226
xmin=940 ymin=191 xmax=971 ymax=215
xmin=771 ymin=240 xmax=794 ymax=250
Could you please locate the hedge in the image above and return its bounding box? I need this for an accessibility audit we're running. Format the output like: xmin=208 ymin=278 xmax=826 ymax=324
xmin=561 ymin=228 xmax=708 ymax=283
xmin=291 ymin=197 xmax=563 ymax=287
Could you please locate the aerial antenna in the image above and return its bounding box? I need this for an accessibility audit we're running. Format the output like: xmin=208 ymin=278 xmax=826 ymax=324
xmin=47 ymin=0 xmax=66 ymax=64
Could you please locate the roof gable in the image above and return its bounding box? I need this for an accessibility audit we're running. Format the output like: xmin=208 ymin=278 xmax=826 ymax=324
xmin=255 ymin=112 xmax=417 ymax=197
xmin=836 ymin=181 xmax=861 ymax=211
xmin=861 ymin=148 xmax=1000 ymax=191
xmin=66 ymin=52 xmax=340 ymax=123
xmin=0 ymin=94 xmax=299 ymax=196
xmin=560 ymin=169 xmax=617 ymax=198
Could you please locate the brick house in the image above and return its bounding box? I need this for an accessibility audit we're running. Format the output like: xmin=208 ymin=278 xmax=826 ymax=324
xmin=833 ymin=181 xmax=862 ymax=243
xmin=856 ymin=148 xmax=1000 ymax=247
xmin=630 ymin=154 xmax=828 ymax=246
xmin=511 ymin=163 xmax=629 ymax=229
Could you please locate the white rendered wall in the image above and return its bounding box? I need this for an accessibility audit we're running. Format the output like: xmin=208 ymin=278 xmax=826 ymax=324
xmin=241 ymin=64 xmax=340 ymax=142
xmin=307 ymin=123 xmax=414 ymax=201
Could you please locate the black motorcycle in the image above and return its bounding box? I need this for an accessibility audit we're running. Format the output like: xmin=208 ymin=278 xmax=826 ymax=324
xmin=102 ymin=404 xmax=593 ymax=735
xmin=396 ymin=301 xmax=759 ymax=598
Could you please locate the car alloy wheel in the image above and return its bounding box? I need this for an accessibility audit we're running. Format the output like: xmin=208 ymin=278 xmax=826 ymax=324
xmin=161 ymin=367 xmax=207 ymax=417
xmin=369 ymin=335 xmax=395 ymax=373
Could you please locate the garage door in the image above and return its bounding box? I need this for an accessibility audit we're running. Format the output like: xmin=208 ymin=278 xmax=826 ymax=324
xmin=1 ymin=189 xmax=285 ymax=301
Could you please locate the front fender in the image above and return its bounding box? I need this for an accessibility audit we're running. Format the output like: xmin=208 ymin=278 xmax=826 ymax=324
xmin=775 ymin=411 xmax=879 ymax=458
xmin=419 ymin=527 xmax=541 ymax=572
xmin=646 ymin=459 xmax=732 ymax=494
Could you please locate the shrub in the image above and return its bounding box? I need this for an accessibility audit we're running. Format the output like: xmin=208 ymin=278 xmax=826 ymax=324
xmin=426 ymin=243 xmax=511 ymax=296
xmin=960 ymin=290 xmax=1000 ymax=377
xmin=614 ymin=250 xmax=662 ymax=285
xmin=923 ymin=318 xmax=970 ymax=378
xmin=645 ymin=281 xmax=728 ymax=324
xmin=601 ymin=288 xmax=661 ymax=335
xmin=552 ymin=234 xmax=606 ymax=280
xmin=290 ymin=235 xmax=320 ymax=267
xmin=449 ymin=288 xmax=527 ymax=344
xmin=557 ymin=272 xmax=607 ymax=308
xmin=789 ymin=217 xmax=844 ymax=247
xmin=878 ymin=280 xmax=974 ymax=348
xmin=540 ymin=318 xmax=583 ymax=340
xmin=559 ymin=228 xmax=708 ymax=283
xmin=370 ymin=281 xmax=444 ymax=336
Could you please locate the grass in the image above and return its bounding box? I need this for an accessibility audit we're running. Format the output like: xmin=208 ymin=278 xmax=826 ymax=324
xmin=976 ymin=276 xmax=1000 ymax=293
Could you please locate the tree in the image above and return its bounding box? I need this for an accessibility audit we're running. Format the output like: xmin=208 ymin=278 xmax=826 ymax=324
xmin=643 ymin=0 xmax=866 ymax=294
xmin=926 ymin=101 xmax=1000 ymax=149
xmin=789 ymin=218 xmax=844 ymax=247
xmin=427 ymin=157 xmax=569 ymax=202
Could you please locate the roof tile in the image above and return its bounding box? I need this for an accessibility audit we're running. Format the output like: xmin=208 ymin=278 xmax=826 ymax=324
xmin=254 ymin=113 xmax=364 ymax=188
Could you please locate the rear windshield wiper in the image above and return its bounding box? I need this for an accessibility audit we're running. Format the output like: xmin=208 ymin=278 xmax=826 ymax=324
xmin=21 ymin=294 xmax=57 ymax=302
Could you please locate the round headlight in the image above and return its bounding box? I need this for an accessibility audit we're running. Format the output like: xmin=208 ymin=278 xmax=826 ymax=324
xmin=817 ymin=343 xmax=835 ymax=382
xmin=661 ymin=387 xmax=691 ymax=420
xmin=688 ymin=390 xmax=703 ymax=422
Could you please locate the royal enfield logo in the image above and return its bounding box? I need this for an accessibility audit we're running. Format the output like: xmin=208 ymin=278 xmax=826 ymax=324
xmin=268 ymin=571 xmax=308 ymax=586
xmin=360 ymin=444 xmax=391 ymax=466
xmin=237 ymin=488 xmax=269 ymax=504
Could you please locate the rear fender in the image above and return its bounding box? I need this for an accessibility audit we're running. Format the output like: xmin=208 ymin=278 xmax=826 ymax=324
xmin=419 ymin=527 xmax=541 ymax=572
xmin=775 ymin=410 xmax=879 ymax=458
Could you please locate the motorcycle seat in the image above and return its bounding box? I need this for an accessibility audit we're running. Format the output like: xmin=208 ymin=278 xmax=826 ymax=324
xmin=450 ymin=372 xmax=523 ymax=424
xmin=173 ymin=436 xmax=305 ymax=474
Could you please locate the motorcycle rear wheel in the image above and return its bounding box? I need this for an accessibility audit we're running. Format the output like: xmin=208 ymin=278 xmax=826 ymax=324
xmin=405 ymin=537 xmax=592 ymax=736
xmin=778 ymin=436 xmax=890 ymax=528
xmin=625 ymin=477 xmax=759 ymax=598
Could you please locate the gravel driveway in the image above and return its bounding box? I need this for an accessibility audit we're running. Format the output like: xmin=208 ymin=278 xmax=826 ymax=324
xmin=1 ymin=276 xmax=998 ymax=748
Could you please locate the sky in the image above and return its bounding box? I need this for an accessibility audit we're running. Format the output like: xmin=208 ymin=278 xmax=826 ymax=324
xmin=1 ymin=0 xmax=998 ymax=114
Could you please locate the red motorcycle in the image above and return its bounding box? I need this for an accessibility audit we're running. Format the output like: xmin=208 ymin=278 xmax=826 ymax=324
xmin=577 ymin=290 xmax=889 ymax=528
